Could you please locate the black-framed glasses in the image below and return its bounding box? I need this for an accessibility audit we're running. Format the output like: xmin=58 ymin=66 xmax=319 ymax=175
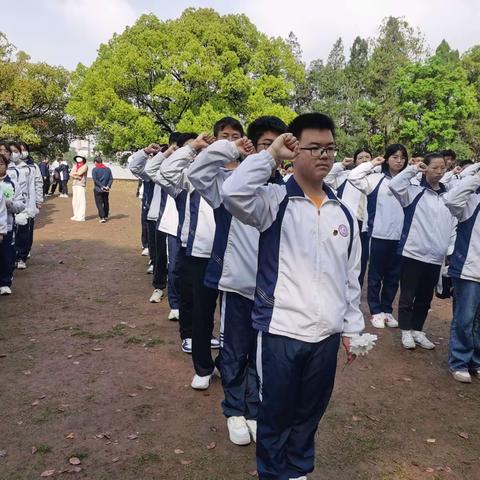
xmin=300 ymin=146 xmax=337 ymax=158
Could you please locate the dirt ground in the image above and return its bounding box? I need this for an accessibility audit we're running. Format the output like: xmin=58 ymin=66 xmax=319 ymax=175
xmin=1 ymin=179 xmax=479 ymax=480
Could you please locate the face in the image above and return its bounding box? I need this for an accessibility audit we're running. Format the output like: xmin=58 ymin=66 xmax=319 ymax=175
xmin=255 ymin=131 xmax=280 ymax=152
xmin=10 ymin=145 xmax=20 ymax=155
xmin=295 ymin=129 xmax=336 ymax=183
xmin=217 ymin=126 xmax=242 ymax=142
xmin=0 ymin=158 xmax=6 ymax=177
xmin=387 ymin=150 xmax=406 ymax=174
xmin=425 ymin=157 xmax=447 ymax=183
xmin=444 ymin=156 xmax=455 ymax=169
xmin=0 ymin=145 xmax=9 ymax=159
xmin=355 ymin=151 xmax=371 ymax=165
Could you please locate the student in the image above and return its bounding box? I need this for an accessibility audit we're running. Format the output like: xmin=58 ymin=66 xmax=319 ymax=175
xmin=389 ymin=153 xmax=455 ymax=350
xmin=221 ymin=114 xmax=363 ymax=480
xmin=325 ymin=148 xmax=372 ymax=286
xmin=129 ymin=144 xmax=176 ymax=304
xmin=188 ymin=116 xmax=286 ymax=446
xmin=91 ymin=156 xmax=113 ymax=223
xmin=444 ymin=171 xmax=480 ymax=383
xmin=157 ymin=118 xmax=243 ymax=389
xmin=442 ymin=149 xmax=457 ymax=171
xmin=0 ymin=153 xmax=26 ymax=295
xmin=56 ymin=159 xmax=70 ymax=197
xmin=70 ymin=156 xmax=88 ymax=222
xmin=49 ymin=157 xmax=61 ymax=195
xmin=8 ymin=142 xmax=39 ymax=270
xmin=350 ymin=144 xmax=408 ymax=329
xmin=39 ymin=158 xmax=51 ymax=196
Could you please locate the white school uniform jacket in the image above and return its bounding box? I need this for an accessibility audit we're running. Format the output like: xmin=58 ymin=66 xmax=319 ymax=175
xmin=440 ymin=163 xmax=480 ymax=187
xmin=325 ymin=162 xmax=368 ymax=228
xmin=388 ymin=166 xmax=455 ymax=265
xmin=9 ymin=161 xmax=39 ymax=218
xmin=0 ymin=174 xmax=27 ymax=232
xmin=443 ymin=175 xmax=480 ymax=283
xmin=221 ymin=150 xmax=364 ymax=343
xmin=188 ymin=140 xmax=283 ymax=301
xmin=349 ymin=161 xmax=404 ymax=240
xmin=156 ymin=146 xmax=215 ymax=258
xmin=0 ymin=191 xmax=7 ymax=235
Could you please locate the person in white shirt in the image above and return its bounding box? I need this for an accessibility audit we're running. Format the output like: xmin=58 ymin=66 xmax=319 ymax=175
xmin=222 ymin=113 xmax=363 ymax=480
xmin=389 ymin=153 xmax=455 ymax=350
xmin=349 ymin=144 xmax=408 ymax=329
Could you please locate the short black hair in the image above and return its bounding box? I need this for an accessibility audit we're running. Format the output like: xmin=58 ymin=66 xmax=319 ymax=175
xmin=441 ymin=149 xmax=457 ymax=160
xmin=19 ymin=141 xmax=30 ymax=151
xmin=423 ymin=152 xmax=445 ymax=166
xmin=177 ymin=133 xmax=197 ymax=148
xmin=459 ymin=159 xmax=474 ymax=168
xmin=412 ymin=152 xmax=424 ymax=158
xmin=287 ymin=113 xmax=335 ymax=140
xmin=8 ymin=141 xmax=22 ymax=153
xmin=247 ymin=116 xmax=287 ymax=147
xmin=94 ymin=156 xmax=103 ymax=163
xmin=353 ymin=148 xmax=372 ymax=163
xmin=383 ymin=143 xmax=408 ymax=173
xmin=213 ymin=117 xmax=244 ymax=137
xmin=0 ymin=141 xmax=9 ymax=151
xmin=169 ymin=132 xmax=181 ymax=146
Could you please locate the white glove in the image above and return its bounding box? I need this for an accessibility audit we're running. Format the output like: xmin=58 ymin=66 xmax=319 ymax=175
xmin=15 ymin=211 xmax=29 ymax=226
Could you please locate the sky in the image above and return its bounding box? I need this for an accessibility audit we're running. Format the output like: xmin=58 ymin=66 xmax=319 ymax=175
xmin=2 ymin=0 xmax=480 ymax=70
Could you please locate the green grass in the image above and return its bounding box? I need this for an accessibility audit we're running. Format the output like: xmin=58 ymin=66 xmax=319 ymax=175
xmin=36 ymin=444 xmax=52 ymax=454
xmin=71 ymin=324 xmax=126 ymax=340
xmin=144 ymin=337 xmax=165 ymax=348
xmin=125 ymin=336 xmax=144 ymax=345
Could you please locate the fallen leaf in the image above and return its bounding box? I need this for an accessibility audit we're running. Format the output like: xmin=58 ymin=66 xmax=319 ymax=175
xmin=127 ymin=434 xmax=138 ymax=440
xmin=112 ymin=457 xmax=120 ymax=463
xmin=352 ymin=416 xmax=361 ymax=422
xmin=73 ymin=361 xmax=80 ymax=365
xmin=31 ymin=446 xmax=38 ymax=454
xmin=402 ymin=377 xmax=412 ymax=382
xmin=210 ymin=426 xmax=217 ymax=432
xmin=144 ymin=386 xmax=153 ymax=390
xmin=247 ymin=470 xmax=258 ymax=477
xmin=0 ymin=450 xmax=6 ymax=457
xmin=39 ymin=395 xmax=46 ymax=400
xmin=180 ymin=460 xmax=192 ymax=465
xmin=458 ymin=432 xmax=470 ymax=440
xmin=31 ymin=400 xmax=40 ymax=407
xmin=128 ymin=393 xmax=138 ymax=398
xmin=66 ymin=433 xmax=75 ymax=439
xmin=0 ymin=354 xmax=6 ymax=358
xmin=67 ymin=355 xmax=73 ymax=359
xmin=206 ymin=442 xmax=216 ymax=450
xmin=426 ymin=438 xmax=436 ymax=444
xmin=23 ymin=370 xmax=31 ymax=376
xmin=426 ymin=467 xmax=435 ymax=473
xmin=70 ymin=467 xmax=82 ymax=473
xmin=174 ymin=449 xmax=184 ymax=455
xmin=69 ymin=457 xmax=81 ymax=465
xmin=40 ymin=470 xmax=55 ymax=477
xmin=366 ymin=415 xmax=379 ymax=422
xmin=92 ymin=347 xmax=103 ymax=351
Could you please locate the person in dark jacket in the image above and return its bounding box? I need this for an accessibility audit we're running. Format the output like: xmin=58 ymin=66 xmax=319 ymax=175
xmin=56 ymin=160 xmax=70 ymax=197
xmin=39 ymin=158 xmax=50 ymax=196
xmin=92 ymin=156 xmax=113 ymax=223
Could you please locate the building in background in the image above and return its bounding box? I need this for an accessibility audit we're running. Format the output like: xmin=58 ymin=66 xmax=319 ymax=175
xmin=70 ymin=136 xmax=96 ymax=158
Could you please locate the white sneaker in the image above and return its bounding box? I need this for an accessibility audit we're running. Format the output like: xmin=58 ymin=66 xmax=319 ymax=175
xmin=246 ymin=419 xmax=257 ymax=443
xmin=451 ymin=370 xmax=472 ymax=383
xmin=141 ymin=247 xmax=149 ymax=256
xmin=412 ymin=331 xmax=435 ymax=350
xmin=99 ymin=218 xmax=106 ymax=223
xmin=290 ymin=477 xmax=307 ymax=480
xmin=473 ymin=369 xmax=480 ymax=379
xmin=210 ymin=336 xmax=220 ymax=349
xmin=146 ymin=264 xmax=154 ymax=274
xmin=0 ymin=286 xmax=12 ymax=295
xmin=227 ymin=416 xmax=251 ymax=445
xmin=181 ymin=338 xmax=192 ymax=354
xmin=168 ymin=309 xmax=179 ymax=321
xmin=385 ymin=313 xmax=398 ymax=328
xmin=401 ymin=330 xmax=416 ymax=349
xmin=149 ymin=289 xmax=163 ymax=303
xmin=191 ymin=373 xmax=212 ymax=390
xmin=370 ymin=313 xmax=385 ymax=329
xmin=16 ymin=260 xmax=27 ymax=270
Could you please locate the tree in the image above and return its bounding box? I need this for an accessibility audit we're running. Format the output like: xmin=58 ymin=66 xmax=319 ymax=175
xmin=0 ymin=33 xmax=72 ymax=155
xmin=67 ymin=9 xmax=304 ymax=152
xmin=396 ymin=53 xmax=477 ymax=155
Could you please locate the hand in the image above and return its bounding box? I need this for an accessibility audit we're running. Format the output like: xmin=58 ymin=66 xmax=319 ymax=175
xmin=36 ymin=203 xmax=42 ymax=209
xmin=452 ymin=166 xmax=462 ymax=175
xmin=371 ymin=156 xmax=385 ymax=167
xmin=267 ymin=133 xmax=299 ymax=166
xmin=143 ymin=143 xmax=162 ymax=155
xmin=234 ymin=137 xmax=255 ymax=157
xmin=342 ymin=336 xmax=356 ymax=365
xmin=164 ymin=145 xmax=177 ymax=158
xmin=342 ymin=157 xmax=354 ymax=168
xmin=416 ymin=162 xmax=428 ymax=173
xmin=191 ymin=133 xmax=215 ymax=152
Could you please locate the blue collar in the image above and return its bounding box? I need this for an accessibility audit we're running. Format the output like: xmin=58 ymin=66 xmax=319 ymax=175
xmin=286 ymin=175 xmax=340 ymax=201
